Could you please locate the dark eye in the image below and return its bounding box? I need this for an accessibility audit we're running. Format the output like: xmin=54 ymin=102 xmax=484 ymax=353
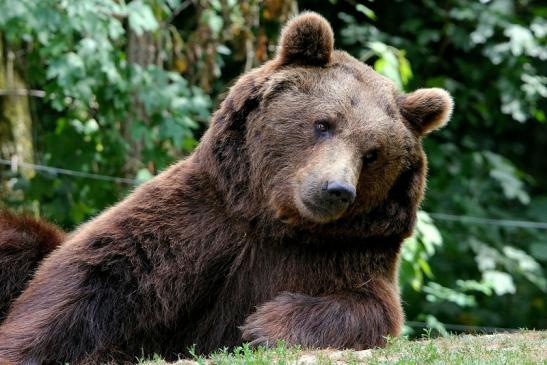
xmin=315 ymin=120 xmax=331 ymax=135
xmin=364 ymin=149 xmax=379 ymax=164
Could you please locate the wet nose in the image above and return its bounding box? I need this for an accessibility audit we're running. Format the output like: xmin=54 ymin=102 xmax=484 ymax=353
xmin=325 ymin=181 xmax=356 ymax=204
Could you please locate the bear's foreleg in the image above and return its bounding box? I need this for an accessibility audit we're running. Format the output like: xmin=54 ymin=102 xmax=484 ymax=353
xmin=240 ymin=280 xmax=402 ymax=350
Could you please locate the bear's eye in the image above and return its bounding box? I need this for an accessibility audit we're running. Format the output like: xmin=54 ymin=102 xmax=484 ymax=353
xmin=364 ymin=149 xmax=379 ymax=164
xmin=314 ymin=120 xmax=331 ymax=135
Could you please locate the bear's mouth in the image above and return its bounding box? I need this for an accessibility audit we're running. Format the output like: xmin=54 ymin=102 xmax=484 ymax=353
xmin=295 ymin=196 xmax=351 ymax=224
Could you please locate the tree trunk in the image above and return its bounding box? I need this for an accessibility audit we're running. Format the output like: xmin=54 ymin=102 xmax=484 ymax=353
xmin=0 ymin=34 xmax=35 ymax=183
xmin=123 ymin=30 xmax=160 ymax=175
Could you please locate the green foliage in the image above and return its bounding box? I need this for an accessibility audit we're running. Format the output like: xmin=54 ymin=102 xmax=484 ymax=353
xmin=339 ymin=13 xmax=413 ymax=89
xmin=401 ymin=212 xmax=442 ymax=291
xmin=0 ymin=0 xmax=210 ymax=226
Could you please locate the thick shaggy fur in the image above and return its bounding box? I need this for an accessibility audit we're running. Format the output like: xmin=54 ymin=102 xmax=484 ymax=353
xmin=0 ymin=12 xmax=453 ymax=364
xmin=0 ymin=211 xmax=64 ymax=321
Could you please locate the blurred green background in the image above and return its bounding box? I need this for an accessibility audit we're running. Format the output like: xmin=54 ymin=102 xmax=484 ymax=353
xmin=0 ymin=0 xmax=545 ymax=335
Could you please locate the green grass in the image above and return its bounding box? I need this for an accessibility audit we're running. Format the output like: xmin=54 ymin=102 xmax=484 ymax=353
xmin=142 ymin=331 xmax=546 ymax=364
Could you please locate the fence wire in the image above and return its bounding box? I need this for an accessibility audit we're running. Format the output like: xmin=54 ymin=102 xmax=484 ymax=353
xmin=0 ymin=158 xmax=137 ymax=185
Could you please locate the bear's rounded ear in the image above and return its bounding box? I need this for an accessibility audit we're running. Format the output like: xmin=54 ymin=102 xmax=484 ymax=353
xmin=277 ymin=11 xmax=334 ymax=67
xmin=399 ymin=88 xmax=454 ymax=135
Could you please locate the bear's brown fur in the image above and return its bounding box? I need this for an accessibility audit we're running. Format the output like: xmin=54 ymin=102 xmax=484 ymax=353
xmin=0 ymin=12 xmax=453 ymax=364
xmin=0 ymin=211 xmax=64 ymax=321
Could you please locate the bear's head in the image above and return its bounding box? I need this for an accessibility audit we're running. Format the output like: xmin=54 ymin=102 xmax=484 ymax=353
xmin=201 ymin=12 xmax=453 ymax=238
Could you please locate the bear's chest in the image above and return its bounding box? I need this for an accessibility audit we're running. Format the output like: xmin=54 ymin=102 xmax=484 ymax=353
xmin=243 ymin=238 xmax=401 ymax=296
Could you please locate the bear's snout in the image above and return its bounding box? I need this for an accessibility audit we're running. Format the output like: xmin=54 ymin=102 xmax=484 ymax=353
xmin=291 ymin=142 xmax=362 ymax=224
xmin=324 ymin=181 xmax=356 ymax=205
xmin=297 ymin=179 xmax=357 ymax=223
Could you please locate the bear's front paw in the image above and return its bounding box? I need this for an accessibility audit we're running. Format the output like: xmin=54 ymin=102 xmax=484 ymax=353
xmin=240 ymin=292 xmax=300 ymax=347
xmin=240 ymin=321 xmax=275 ymax=347
xmin=240 ymin=310 xmax=284 ymax=347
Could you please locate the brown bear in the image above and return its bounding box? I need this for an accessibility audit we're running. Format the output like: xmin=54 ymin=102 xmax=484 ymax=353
xmin=0 ymin=12 xmax=453 ymax=364
xmin=0 ymin=211 xmax=64 ymax=322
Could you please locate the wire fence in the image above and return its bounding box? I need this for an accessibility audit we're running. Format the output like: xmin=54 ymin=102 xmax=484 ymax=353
xmin=428 ymin=213 xmax=547 ymax=230
xmin=2 ymin=157 xmax=547 ymax=230
xmin=0 ymin=157 xmax=137 ymax=185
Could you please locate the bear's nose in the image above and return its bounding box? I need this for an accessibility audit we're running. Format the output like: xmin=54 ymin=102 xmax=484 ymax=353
xmin=325 ymin=181 xmax=356 ymax=204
